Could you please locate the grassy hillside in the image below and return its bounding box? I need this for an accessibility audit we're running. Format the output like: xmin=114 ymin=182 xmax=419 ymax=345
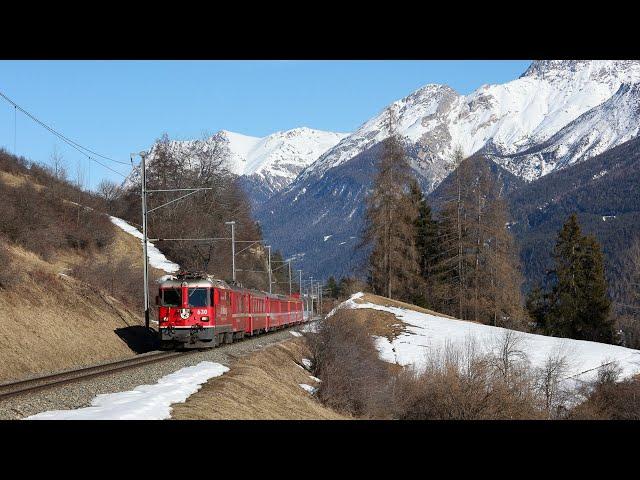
xmin=0 ymin=150 xmax=165 ymax=382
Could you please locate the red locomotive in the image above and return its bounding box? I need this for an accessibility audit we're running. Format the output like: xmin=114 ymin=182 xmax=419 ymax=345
xmin=156 ymin=272 xmax=304 ymax=349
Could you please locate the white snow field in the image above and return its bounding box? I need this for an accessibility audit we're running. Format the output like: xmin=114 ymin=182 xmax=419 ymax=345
xmin=332 ymin=293 xmax=640 ymax=384
xmin=109 ymin=216 xmax=180 ymax=273
xmin=26 ymin=361 xmax=228 ymax=420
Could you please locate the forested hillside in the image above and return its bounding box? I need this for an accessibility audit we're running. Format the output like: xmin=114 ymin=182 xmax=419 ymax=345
xmin=507 ymin=136 xmax=640 ymax=311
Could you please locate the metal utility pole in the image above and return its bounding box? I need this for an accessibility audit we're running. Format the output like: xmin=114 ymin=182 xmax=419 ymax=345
xmin=137 ymin=151 xmax=150 ymax=330
xmin=288 ymin=261 xmax=292 ymax=296
xmin=309 ymin=276 xmax=314 ymax=316
xmin=225 ymin=221 xmax=236 ymax=283
xmin=266 ymin=245 xmax=272 ymax=294
xmin=135 ymin=150 xmax=215 ymax=331
xmin=297 ymin=269 xmax=304 ymax=318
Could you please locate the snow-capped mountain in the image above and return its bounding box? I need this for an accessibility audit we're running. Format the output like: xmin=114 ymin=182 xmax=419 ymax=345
xmin=125 ymin=128 xmax=348 ymax=196
xmin=295 ymin=60 xmax=640 ymax=191
xmin=257 ymin=60 xmax=640 ymax=279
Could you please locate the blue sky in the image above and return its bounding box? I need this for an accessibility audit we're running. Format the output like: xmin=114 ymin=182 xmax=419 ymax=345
xmin=0 ymin=60 xmax=531 ymax=189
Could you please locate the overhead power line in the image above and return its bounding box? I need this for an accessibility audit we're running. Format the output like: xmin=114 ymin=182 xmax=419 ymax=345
xmin=0 ymin=90 xmax=131 ymax=178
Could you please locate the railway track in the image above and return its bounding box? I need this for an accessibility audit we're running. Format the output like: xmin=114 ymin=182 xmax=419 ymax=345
xmin=0 ymin=318 xmax=321 ymax=403
xmin=0 ymin=350 xmax=191 ymax=401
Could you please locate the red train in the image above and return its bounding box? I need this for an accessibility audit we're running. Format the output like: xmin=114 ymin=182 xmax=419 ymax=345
xmin=156 ymin=271 xmax=304 ymax=349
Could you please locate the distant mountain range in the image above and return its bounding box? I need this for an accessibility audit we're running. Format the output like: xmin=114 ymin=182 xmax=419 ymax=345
xmin=130 ymin=60 xmax=640 ymax=289
xmin=125 ymin=127 xmax=348 ymax=204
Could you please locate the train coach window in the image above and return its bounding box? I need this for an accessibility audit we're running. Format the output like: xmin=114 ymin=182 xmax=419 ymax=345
xmin=161 ymin=288 xmax=181 ymax=307
xmin=188 ymin=288 xmax=211 ymax=307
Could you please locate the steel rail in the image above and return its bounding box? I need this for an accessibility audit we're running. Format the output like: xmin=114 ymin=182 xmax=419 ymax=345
xmin=0 ymin=350 xmax=190 ymax=401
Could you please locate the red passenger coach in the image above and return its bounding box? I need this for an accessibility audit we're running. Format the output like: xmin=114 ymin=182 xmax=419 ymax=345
xmin=157 ymin=272 xmax=304 ymax=349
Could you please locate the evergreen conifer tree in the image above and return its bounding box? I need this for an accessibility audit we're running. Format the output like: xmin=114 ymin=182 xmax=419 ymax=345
xmin=527 ymin=213 xmax=613 ymax=343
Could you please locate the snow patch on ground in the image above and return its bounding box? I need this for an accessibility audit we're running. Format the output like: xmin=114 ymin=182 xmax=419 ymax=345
xmin=299 ymin=383 xmax=317 ymax=394
xmin=339 ymin=293 xmax=640 ymax=384
xmin=301 ymin=358 xmax=313 ymax=370
xmin=109 ymin=216 xmax=180 ymax=273
xmin=326 ymin=291 xmax=364 ymax=318
xmin=300 ymin=321 xmax=319 ymax=333
xmin=290 ymin=331 xmax=302 ymax=337
xmin=26 ymin=361 xmax=228 ymax=420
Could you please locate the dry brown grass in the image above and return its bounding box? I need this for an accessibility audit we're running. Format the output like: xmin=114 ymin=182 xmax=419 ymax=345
xmin=334 ymin=307 xmax=406 ymax=342
xmin=0 ymin=160 xmax=171 ymax=383
xmin=171 ymin=339 xmax=347 ymax=420
xmin=357 ymin=292 xmax=458 ymax=319
xmin=0 ymin=243 xmax=144 ymax=383
xmin=0 ymin=171 xmax=43 ymax=190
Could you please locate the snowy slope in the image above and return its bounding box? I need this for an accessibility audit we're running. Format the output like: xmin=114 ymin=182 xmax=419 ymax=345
xmin=125 ymin=128 xmax=348 ymax=196
xmin=496 ymin=82 xmax=640 ymax=178
xmin=26 ymin=361 xmax=228 ymax=420
xmin=332 ymin=293 xmax=640 ymax=384
xmin=109 ymin=216 xmax=180 ymax=273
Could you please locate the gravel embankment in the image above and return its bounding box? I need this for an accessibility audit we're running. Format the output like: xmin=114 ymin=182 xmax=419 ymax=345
xmin=0 ymin=328 xmax=302 ymax=420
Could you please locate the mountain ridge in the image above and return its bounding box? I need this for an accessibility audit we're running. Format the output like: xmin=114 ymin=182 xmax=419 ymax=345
xmin=124 ymin=127 xmax=348 ymax=197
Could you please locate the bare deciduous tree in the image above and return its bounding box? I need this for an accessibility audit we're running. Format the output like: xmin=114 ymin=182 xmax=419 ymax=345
xmin=50 ymin=146 xmax=67 ymax=181
xmin=433 ymin=156 xmax=525 ymax=326
xmin=535 ymin=347 xmax=570 ymax=418
xmin=96 ymin=179 xmax=122 ymax=205
xmin=361 ymin=107 xmax=420 ymax=300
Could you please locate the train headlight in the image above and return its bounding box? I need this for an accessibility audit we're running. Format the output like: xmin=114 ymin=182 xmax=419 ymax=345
xmin=201 ymin=316 xmax=209 ymax=322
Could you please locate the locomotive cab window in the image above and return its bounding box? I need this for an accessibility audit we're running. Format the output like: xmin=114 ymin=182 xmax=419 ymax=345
xmin=188 ymin=288 xmax=211 ymax=307
xmin=161 ymin=288 xmax=182 ymax=307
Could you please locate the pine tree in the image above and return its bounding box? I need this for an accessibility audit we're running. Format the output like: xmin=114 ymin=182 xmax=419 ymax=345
xmin=326 ymin=275 xmax=339 ymax=298
xmin=578 ymin=235 xmax=612 ymax=342
xmin=410 ymin=179 xmax=440 ymax=308
xmin=529 ymin=213 xmax=613 ymax=343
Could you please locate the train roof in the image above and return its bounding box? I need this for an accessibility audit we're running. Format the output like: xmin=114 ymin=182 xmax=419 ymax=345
xmin=157 ymin=274 xmax=230 ymax=289
xmin=157 ymin=273 xmax=301 ymax=301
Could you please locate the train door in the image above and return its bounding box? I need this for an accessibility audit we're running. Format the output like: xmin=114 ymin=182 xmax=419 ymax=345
xmin=237 ymin=292 xmax=246 ymax=333
xmin=231 ymin=291 xmax=238 ymax=332
xmin=243 ymin=293 xmax=251 ymax=335
xmin=266 ymin=297 xmax=271 ymax=331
